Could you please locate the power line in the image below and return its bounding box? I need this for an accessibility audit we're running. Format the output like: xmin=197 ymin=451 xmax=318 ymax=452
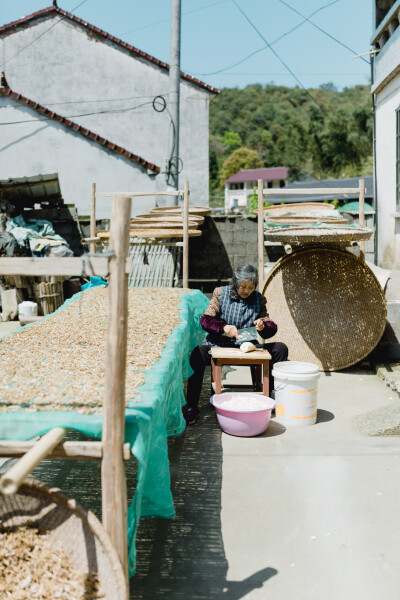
xmin=118 ymin=0 xmax=228 ymax=36
xmin=0 ymin=99 xmax=157 ymax=126
xmin=192 ymin=0 xmax=340 ymax=77
xmin=3 ymin=0 xmax=89 ymax=67
xmin=278 ymin=0 xmax=370 ymax=65
xmin=230 ymin=0 xmax=325 ymax=111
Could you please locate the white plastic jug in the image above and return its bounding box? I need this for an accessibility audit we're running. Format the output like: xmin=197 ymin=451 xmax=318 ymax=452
xmin=18 ymin=301 xmax=38 ymax=319
xmin=272 ymin=361 xmax=320 ymax=427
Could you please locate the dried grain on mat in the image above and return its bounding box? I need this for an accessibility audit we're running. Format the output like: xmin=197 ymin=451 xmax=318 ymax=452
xmin=0 ymin=287 xmax=187 ymax=414
xmin=0 ymin=525 xmax=102 ymax=600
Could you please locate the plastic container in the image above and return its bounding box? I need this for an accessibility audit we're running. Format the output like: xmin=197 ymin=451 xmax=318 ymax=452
xmin=272 ymin=361 xmax=320 ymax=427
xmin=18 ymin=301 xmax=38 ymax=319
xmin=210 ymin=392 xmax=276 ymax=437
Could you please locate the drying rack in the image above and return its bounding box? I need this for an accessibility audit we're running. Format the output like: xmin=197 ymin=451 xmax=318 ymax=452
xmin=256 ymin=178 xmax=368 ymax=289
xmin=0 ymin=194 xmax=134 ymax=596
xmin=84 ymin=181 xmax=200 ymax=288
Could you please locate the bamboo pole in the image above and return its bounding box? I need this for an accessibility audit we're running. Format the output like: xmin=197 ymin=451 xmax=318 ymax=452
xmin=90 ymin=182 xmax=96 ymax=254
xmin=101 ymin=194 xmax=131 ymax=582
xmin=0 ymin=427 xmax=67 ymax=495
xmin=0 ymin=441 xmax=131 ymax=461
xmin=183 ymin=181 xmax=189 ymax=288
xmin=257 ymin=179 xmax=264 ymax=291
xmin=359 ymin=178 xmax=365 ymax=261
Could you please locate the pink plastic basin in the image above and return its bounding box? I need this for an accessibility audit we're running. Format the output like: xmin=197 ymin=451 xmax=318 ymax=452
xmin=210 ymin=393 xmax=276 ymax=437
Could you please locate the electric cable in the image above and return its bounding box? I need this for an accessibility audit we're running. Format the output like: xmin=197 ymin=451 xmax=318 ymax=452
xmin=3 ymin=0 xmax=89 ymax=67
xmin=118 ymin=0 xmax=228 ymax=36
xmin=231 ymin=0 xmax=325 ymax=112
xmin=278 ymin=0 xmax=370 ymax=65
xmin=0 ymin=98 xmax=156 ymax=126
xmin=192 ymin=0 xmax=340 ymax=76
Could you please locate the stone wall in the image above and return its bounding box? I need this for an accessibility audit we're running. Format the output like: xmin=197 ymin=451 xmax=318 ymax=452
xmin=188 ymin=215 xmax=284 ymax=292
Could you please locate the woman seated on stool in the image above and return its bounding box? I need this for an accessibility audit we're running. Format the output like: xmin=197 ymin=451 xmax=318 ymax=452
xmin=184 ymin=264 xmax=288 ymax=425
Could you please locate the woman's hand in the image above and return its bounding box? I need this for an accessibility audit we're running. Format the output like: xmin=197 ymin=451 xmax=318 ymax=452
xmin=254 ymin=319 xmax=265 ymax=331
xmin=223 ymin=324 xmax=239 ymax=338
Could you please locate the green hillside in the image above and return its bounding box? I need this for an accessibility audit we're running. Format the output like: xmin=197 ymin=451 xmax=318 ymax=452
xmin=209 ymin=83 xmax=373 ymax=204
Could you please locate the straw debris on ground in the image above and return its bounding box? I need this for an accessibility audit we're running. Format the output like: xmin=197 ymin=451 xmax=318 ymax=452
xmin=0 ymin=286 xmax=187 ymax=414
xmin=0 ymin=525 xmax=102 ymax=599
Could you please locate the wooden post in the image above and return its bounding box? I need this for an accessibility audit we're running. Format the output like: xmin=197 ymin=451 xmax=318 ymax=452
xmin=0 ymin=427 xmax=67 ymax=495
xmin=102 ymin=194 xmax=131 ymax=584
xmin=359 ymin=178 xmax=365 ymax=261
xmin=90 ymin=183 xmax=96 ymax=254
xmin=257 ymin=179 xmax=264 ymax=291
xmin=183 ymin=181 xmax=189 ymax=288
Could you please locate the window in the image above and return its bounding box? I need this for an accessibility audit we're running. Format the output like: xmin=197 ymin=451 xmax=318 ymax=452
xmin=397 ymin=108 xmax=400 ymax=210
xmin=279 ymin=179 xmax=285 ymax=188
xmin=267 ymin=181 xmax=273 ymax=189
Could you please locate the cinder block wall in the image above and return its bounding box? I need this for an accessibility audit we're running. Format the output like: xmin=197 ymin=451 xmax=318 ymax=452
xmin=188 ymin=215 xmax=284 ymax=292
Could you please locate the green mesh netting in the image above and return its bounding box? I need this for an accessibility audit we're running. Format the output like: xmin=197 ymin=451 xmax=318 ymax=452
xmin=0 ymin=285 xmax=209 ymax=575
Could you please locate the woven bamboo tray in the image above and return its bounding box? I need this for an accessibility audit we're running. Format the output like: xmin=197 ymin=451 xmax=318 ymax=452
xmin=261 ymin=247 xmax=387 ymax=370
xmin=0 ymin=479 xmax=128 ymax=599
xmin=150 ymin=205 xmax=211 ymax=216
xmin=265 ymin=216 xmax=349 ymax=225
xmin=264 ymin=226 xmax=372 ymax=244
xmin=255 ymin=202 xmax=336 ymax=215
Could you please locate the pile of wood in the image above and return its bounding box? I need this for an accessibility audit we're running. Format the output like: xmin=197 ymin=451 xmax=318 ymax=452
xmin=0 ymin=276 xmax=64 ymax=321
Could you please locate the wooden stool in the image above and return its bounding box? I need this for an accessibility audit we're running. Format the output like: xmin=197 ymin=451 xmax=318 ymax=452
xmin=210 ymin=347 xmax=272 ymax=396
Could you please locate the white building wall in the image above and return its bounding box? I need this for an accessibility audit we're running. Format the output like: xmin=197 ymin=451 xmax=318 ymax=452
xmin=0 ymin=14 xmax=212 ymax=214
xmin=0 ymin=100 xmax=158 ymax=219
xmin=374 ymin=75 xmax=400 ymax=268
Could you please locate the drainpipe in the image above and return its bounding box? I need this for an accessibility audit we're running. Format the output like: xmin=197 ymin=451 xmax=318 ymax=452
xmin=168 ymin=0 xmax=181 ymax=204
xmin=371 ymin=51 xmax=379 ymax=265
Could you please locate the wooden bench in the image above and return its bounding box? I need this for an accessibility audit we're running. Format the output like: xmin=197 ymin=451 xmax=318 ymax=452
xmin=210 ymin=347 xmax=272 ymax=396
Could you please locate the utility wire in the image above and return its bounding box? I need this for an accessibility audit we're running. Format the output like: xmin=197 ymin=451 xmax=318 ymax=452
xmin=0 ymin=99 xmax=156 ymax=126
xmin=278 ymin=0 xmax=370 ymax=65
xmin=193 ymin=0 xmax=339 ymax=76
xmin=118 ymin=0 xmax=228 ymax=36
xmin=3 ymin=0 xmax=89 ymax=67
xmin=231 ymin=0 xmax=325 ymax=111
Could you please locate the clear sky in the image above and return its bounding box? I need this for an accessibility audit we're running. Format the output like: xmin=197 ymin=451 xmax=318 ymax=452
xmin=1 ymin=0 xmax=372 ymax=92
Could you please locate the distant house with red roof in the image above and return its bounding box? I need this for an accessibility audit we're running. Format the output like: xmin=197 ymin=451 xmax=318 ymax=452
xmin=224 ymin=167 xmax=290 ymax=210
xmin=0 ymin=2 xmax=218 ymax=218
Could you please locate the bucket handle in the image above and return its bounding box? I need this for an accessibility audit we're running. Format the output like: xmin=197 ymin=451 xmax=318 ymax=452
xmin=273 ymin=374 xmax=288 ymax=392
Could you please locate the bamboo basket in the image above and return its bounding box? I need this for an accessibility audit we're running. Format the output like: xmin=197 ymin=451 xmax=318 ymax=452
xmin=0 ymin=479 xmax=128 ymax=599
xmin=261 ymin=246 xmax=387 ymax=370
xmin=263 ymin=226 xmax=372 ymax=244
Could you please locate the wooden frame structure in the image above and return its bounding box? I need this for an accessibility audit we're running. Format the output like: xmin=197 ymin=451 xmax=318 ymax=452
xmin=0 ymin=194 xmax=133 ymax=597
xmin=257 ymin=178 xmax=367 ymax=291
xmin=87 ymin=181 xmax=192 ymax=288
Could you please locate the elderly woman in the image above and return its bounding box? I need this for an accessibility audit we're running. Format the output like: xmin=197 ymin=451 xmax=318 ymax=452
xmin=184 ymin=264 xmax=288 ymax=425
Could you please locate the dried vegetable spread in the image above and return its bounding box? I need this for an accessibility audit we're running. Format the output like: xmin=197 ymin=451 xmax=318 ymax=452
xmin=0 ymin=525 xmax=102 ymax=599
xmin=0 ymin=286 xmax=187 ymax=414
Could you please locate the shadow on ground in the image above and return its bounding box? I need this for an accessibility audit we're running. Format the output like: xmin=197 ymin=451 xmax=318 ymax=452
xmin=11 ymin=369 xmax=277 ymax=599
xmin=129 ymin=370 xmax=277 ymax=599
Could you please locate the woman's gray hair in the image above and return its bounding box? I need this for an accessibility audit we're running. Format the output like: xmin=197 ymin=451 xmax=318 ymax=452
xmin=230 ymin=264 xmax=258 ymax=290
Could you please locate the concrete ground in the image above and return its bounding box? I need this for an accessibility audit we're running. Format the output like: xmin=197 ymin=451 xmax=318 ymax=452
xmin=130 ymin=364 xmax=400 ymax=600
xmin=1 ymin=319 xmax=400 ymax=599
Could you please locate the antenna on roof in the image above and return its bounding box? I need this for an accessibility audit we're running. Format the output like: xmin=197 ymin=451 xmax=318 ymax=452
xmin=1 ymin=72 xmax=9 ymax=88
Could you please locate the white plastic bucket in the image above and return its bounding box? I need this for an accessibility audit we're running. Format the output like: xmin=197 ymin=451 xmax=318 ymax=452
xmin=18 ymin=301 xmax=38 ymax=319
xmin=272 ymin=361 xmax=320 ymax=427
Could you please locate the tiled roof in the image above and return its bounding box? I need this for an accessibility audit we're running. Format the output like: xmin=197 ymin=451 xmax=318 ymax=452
xmin=277 ymin=176 xmax=374 ymax=203
xmin=225 ymin=167 xmax=290 ymax=184
xmin=0 ymin=80 xmax=160 ymax=173
xmin=0 ymin=4 xmax=219 ymax=96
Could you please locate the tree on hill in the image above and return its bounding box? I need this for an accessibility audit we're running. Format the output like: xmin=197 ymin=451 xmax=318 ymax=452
xmin=209 ymin=83 xmax=373 ymax=195
xmin=219 ymin=147 xmax=263 ymax=187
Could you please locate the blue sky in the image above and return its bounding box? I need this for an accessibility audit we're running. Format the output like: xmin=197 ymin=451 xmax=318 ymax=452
xmin=1 ymin=0 xmax=372 ymax=91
